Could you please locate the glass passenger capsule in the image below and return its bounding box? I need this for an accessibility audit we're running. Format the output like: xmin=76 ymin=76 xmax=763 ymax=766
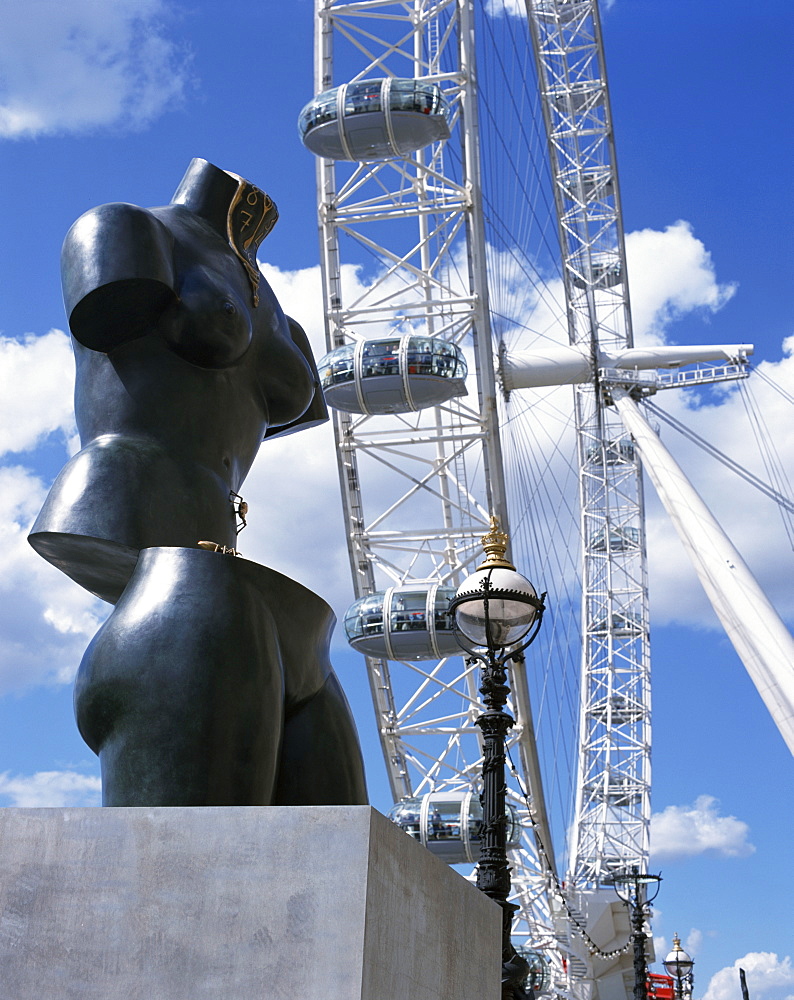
xmin=569 ymin=252 xmax=623 ymax=290
xmin=582 ymin=776 xmax=642 ymax=807
xmin=591 ymin=611 xmax=642 ymax=635
xmin=318 ymin=335 xmax=467 ymax=415
xmin=388 ymin=792 xmax=521 ymax=865
xmin=586 ymin=438 xmax=635 ymax=465
xmin=298 ymin=78 xmax=451 ymax=161
xmin=513 ymin=948 xmax=552 ymax=996
xmin=551 ymin=80 xmax=604 ymax=114
xmin=533 ymin=0 xmax=590 ymax=23
xmin=559 ymin=167 xmax=614 ymax=202
xmin=590 ymin=694 xmax=644 ymax=725
xmin=590 ymin=526 xmax=641 ymax=552
xmin=344 ymin=585 xmax=461 ymax=661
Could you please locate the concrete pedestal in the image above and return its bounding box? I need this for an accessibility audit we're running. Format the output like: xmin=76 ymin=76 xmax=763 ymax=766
xmin=0 ymin=805 xmax=500 ymax=999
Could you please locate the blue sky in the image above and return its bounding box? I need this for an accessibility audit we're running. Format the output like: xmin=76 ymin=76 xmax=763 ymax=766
xmin=0 ymin=1 xmax=792 ymax=997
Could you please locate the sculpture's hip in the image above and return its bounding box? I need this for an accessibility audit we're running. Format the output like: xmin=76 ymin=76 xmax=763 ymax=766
xmin=29 ymin=436 xmax=238 ymax=603
xmin=73 ymin=547 xmax=367 ymax=807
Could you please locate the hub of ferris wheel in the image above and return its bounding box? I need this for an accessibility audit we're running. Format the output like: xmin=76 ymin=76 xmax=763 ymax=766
xmin=296 ymin=2 xmax=792 ymax=999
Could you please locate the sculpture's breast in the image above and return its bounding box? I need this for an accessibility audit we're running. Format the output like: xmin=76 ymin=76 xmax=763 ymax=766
xmin=30 ymin=198 xmax=316 ymax=602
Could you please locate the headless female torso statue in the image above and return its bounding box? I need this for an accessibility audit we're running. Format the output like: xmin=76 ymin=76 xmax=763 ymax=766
xmin=29 ymin=159 xmax=367 ymax=807
xmin=31 ymin=158 xmax=323 ymax=603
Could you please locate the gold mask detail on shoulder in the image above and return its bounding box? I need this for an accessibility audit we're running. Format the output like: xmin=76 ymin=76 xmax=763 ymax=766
xmin=227 ymin=180 xmax=279 ymax=307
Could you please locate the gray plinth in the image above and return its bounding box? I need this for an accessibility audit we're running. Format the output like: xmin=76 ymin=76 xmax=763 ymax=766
xmin=0 ymin=805 xmax=500 ymax=1000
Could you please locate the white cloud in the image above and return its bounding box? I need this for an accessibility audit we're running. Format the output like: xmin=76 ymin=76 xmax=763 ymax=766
xmin=261 ymin=229 xmax=793 ymax=638
xmin=0 ymin=464 xmax=106 ymax=694
xmin=484 ymin=0 xmax=525 ymax=16
xmin=650 ymin=795 xmax=755 ymax=861
xmin=643 ymin=339 xmax=794 ymax=628
xmin=626 ymin=221 xmax=737 ymax=346
xmin=0 ymin=0 xmax=190 ymax=138
xmin=0 ymin=330 xmax=106 ymax=694
xmin=685 ymin=929 xmax=704 ymax=957
xmin=654 ymin=930 xmax=703 ymax=966
xmin=0 ymin=769 xmax=100 ymax=807
xmin=496 ymin=221 xmax=793 ymax=637
xmin=0 ymin=219 xmax=783 ymax=696
xmin=238 ymin=422 xmax=356 ymax=633
xmin=259 ymin=259 xmax=409 ymax=357
xmin=495 ymin=219 xmax=791 ymax=634
xmin=254 ymin=260 xmax=468 ymax=623
xmin=483 ymin=1 xmax=618 ymax=24
xmin=500 ymin=220 xmax=739 ymax=356
xmin=258 ymin=261 xmax=327 ymax=357
xmin=0 ymin=331 xmax=76 ymax=455
xmin=489 ymin=245 xmax=568 ymax=349
xmin=704 ymin=954 xmax=794 ymax=1000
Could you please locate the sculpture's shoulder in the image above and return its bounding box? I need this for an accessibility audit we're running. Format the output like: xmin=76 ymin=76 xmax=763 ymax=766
xmin=61 ymin=199 xmax=324 ymax=436
xmin=62 ymin=202 xmax=178 ymax=353
xmin=63 ymin=201 xmax=171 ymax=262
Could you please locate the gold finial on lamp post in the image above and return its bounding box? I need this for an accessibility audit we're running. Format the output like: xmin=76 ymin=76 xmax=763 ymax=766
xmin=478 ymin=515 xmax=515 ymax=570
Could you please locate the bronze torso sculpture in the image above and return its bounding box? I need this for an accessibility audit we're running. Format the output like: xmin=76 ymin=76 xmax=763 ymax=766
xmin=31 ymin=160 xmax=322 ymax=603
xmin=29 ymin=159 xmax=368 ymax=807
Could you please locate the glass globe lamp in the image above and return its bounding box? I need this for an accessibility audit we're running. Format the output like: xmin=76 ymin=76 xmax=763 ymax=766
xmin=450 ymin=516 xmax=543 ymax=650
xmin=664 ymin=934 xmax=694 ymax=996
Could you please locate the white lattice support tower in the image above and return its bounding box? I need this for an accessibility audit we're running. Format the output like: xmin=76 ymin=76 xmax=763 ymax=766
xmin=312 ymin=0 xmax=560 ymax=970
xmin=525 ymin=0 xmax=652 ymax=889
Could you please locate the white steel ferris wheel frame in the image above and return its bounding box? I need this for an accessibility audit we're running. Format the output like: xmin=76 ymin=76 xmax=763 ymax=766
xmin=524 ymin=0 xmax=651 ymax=888
xmin=310 ymin=0 xmax=647 ymax=993
xmin=314 ymin=0 xmax=523 ymax=807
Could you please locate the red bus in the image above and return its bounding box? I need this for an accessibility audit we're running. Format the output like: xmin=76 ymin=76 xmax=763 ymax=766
xmin=647 ymin=973 xmax=676 ymax=1000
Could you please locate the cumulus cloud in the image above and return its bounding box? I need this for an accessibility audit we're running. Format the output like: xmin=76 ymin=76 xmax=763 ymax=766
xmin=483 ymin=1 xmax=618 ymax=27
xmin=484 ymin=0 xmax=525 ymax=16
xmin=504 ymin=219 xmax=791 ymax=633
xmin=0 ymin=218 xmax=784 ymax=695
xmin=685 ymin=929 xmax=704 ymax=957
xmin=0 ymin=464 xmax=107 ymax=694
xmin=252 ymin=260 xmax=456 ymax=620
xmin=258 ymin=261 xmax=328 ymax=357
xmin=0 ymin=0 xmax=191 ymax=138
xmin=626 ymin=221 xmax=737 ymax=345
xmin=642 ymin=339 xmax=794 ymax=628
xmin=259 ymin=258 xmax=414 ymax=356
xmin=704 ymin=953 xmax=794 ymax=1000
xmin=496 ymin=219 xmax=793 ymax=635
xmin=0 ymin=769 xmax=100 ymax=807
xmin=261 ymin=227 xmax=792 ymax=637
xmin=654 ymin=930 xmax=704 ymax=965
xmin=0 ymin=331 xmax=76 ymax=454
xmin=0 ymin=331 xmax=100 ymax=693
xmin=0 ymin=329 xmax=107 ymax=694
xmin=650 ymin=795 xmax=754 ymax=861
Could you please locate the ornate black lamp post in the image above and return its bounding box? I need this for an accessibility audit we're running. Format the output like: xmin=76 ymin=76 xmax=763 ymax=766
xmin=610 ymin=867 xmax=663 ymax=1000
xmin=449 ymin=516 xmax=546 ymax=1000
xmin=664 ymin=934 xmax=694 ymax=999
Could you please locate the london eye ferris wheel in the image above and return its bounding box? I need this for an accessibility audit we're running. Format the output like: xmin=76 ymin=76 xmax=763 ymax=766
xmin=295 ymin=2 xmax=794 ymax=997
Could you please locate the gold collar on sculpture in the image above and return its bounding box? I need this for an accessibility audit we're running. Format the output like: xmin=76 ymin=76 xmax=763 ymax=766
xmin=226 ymin=176 xmax=279 ymax=307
